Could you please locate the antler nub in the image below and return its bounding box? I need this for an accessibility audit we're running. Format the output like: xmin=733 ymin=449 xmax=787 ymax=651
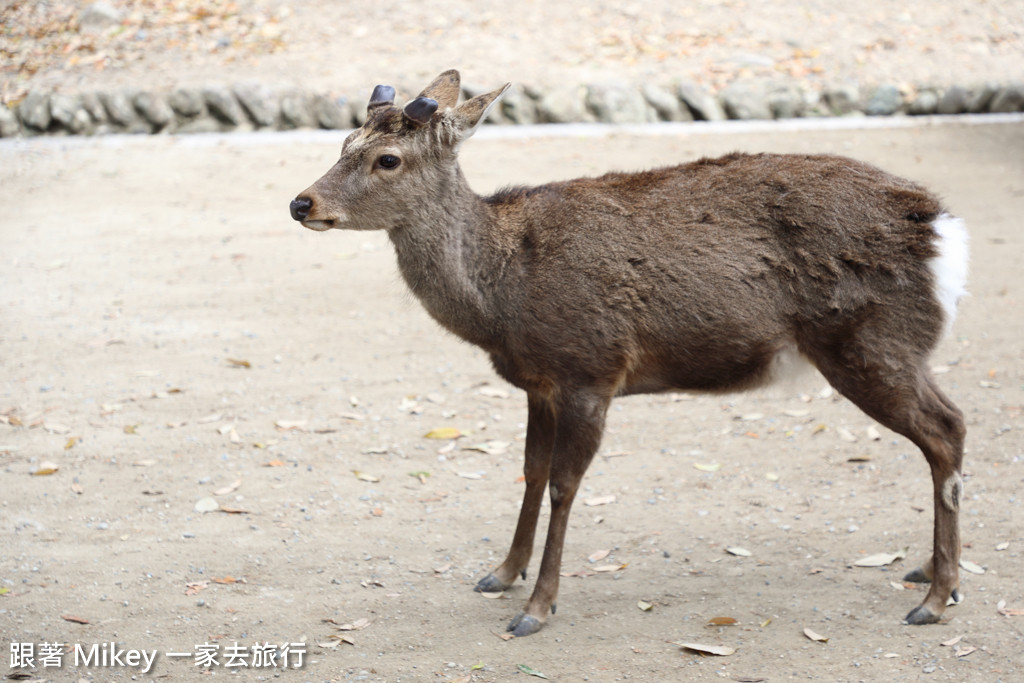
xmin=368 ymin=85 xmax=396 ymax=109
xmin=404 ymin=96 xmax=439 ymax=125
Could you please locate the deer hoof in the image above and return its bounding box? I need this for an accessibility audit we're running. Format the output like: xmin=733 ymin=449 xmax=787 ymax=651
xmin=474 ymin=573 xmax=510 ymax=593
xmin=507 ymin=613 xmax=544 ymax=637
xmin=903 ymin=567 xmax=932 ymax=583
xmin=904 ymin=604 xmax=941 ymax=625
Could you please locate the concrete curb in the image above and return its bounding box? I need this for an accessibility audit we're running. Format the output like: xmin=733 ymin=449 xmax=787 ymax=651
xmin=2 ymin=80 xmax=1022 ymax=139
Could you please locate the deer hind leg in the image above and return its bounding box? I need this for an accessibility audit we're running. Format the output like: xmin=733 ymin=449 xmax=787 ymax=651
xmin=809 ymin=348 xmax=965 ymax=625
xmin=506 ymin=390 xmax=609 ymax=637
xmin=475 ymin=394 xmax=555 ymax=593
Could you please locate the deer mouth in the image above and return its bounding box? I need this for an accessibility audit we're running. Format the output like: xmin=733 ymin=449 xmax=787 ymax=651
xmin=301 ymin=219 xmax=335 ymax=231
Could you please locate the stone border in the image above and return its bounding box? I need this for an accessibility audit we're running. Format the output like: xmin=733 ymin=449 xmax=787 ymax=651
xmin=2 ymin=80 xmax=1022 ymax=138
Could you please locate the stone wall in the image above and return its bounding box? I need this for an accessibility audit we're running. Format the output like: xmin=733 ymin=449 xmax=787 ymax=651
xmin=3 ymin=80 xmax=1023 ymax=138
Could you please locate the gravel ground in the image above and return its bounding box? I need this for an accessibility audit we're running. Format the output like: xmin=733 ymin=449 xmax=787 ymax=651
xmin=3 ymin=0 xmax=1023 ymax=103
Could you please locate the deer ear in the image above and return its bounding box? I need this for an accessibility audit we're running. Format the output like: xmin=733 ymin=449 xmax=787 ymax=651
xmin=418 ymin=70 xmax=462 ymax=111
xmin=449 ymin=83 xmax=510 ymax=144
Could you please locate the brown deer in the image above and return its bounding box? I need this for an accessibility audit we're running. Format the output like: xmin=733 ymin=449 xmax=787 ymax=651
xmin=289 ymin=70 xmax=969 ymax=637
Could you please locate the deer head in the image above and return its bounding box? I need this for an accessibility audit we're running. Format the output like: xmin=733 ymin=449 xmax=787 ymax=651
xmin=289 ymin=70 xmax=510 ymax=232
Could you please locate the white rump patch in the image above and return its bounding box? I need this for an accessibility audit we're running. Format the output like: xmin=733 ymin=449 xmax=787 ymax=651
xmin=928 ymin=214 xmax=969 ymax=335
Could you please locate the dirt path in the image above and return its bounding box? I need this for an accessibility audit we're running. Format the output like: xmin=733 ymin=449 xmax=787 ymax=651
xmin=2 ymin=118 xmax=1023 ymax=681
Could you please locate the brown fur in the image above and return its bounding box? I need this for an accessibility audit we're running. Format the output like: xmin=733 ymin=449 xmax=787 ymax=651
xmin=290 ymin=71 xmax=966 ymax=636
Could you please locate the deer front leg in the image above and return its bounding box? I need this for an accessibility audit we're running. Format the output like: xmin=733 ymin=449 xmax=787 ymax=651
xmin=507 ymin=391 xmax=608 ymax=637
xmin=475 ymin=394 xmax=555 ymax=593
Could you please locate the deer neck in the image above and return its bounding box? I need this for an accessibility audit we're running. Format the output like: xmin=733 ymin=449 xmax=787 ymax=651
xmin=387 ymin=169 xmax=509 ymax=350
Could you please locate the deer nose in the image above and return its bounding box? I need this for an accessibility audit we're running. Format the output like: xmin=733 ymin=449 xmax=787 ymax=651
xmin=290 ymin=197 xmax=313 ymax=221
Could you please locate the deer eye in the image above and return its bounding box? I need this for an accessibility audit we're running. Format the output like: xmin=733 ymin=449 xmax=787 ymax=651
xmin=376 ymin=154 xmax=401 ymax=170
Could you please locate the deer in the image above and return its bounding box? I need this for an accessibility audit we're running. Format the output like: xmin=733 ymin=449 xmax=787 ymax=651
xmin=289 ymin=70 xmax=969 ymax=637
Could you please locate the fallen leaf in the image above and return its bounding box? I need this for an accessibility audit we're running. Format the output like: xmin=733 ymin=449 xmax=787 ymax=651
xmin=492 ymin=630 xmax=515 ymax=641
xmin=708 ymin=616 xmax=738 ymax=626
xmin=263 ymin=459 xmax=285 ymax=467
xmin=588 ymin=549 xmax=611 ymax=563
xmin=425 ymin=427 xmax=462 ymax=440
xmin=803 ymin=627 xmax=829 ymax=643
xmin=479 ymin=590 xmax=505 ymax=599
xmin=219 ymin=506 xmax=250 ymax=514
xmin=457 ymin=471 xmax=484 ymax=480
xmin=866 ymin=425 xmax=882 ymax=440
xmin=477 ymin=386 xmax=510 ymax=399
xmin=462 ymin=441 xmax=511 ymax=456
xmin=64 ymin=436 xmax=81 ymax=450
xmin=593 ymin=563 xmax=627 ymax=573
xmin=335 ymin=617 xmax=371 ymax=631
xmin=517 ymin=664 xmax=549 ymax=678
xmin=997 ymin=600 xmax=1024 ymax=617
xmin=194 ymin=497 xmax=220 ymax=513
xmin=61 ymin=614 xmax=90 ymax=625
xmin=353 ymin=471 xmax=380 ymax=483
xmin=941 ymin=634 xmax=964 ymax=647
xmin=783 ymin=409 xmax=810 ymax=418
xmin=274 ymin=419 xmax=307 ymax=431
xmin=211 ymin=576 xmax=239 ymax=584
xmin=185 ymin=582 xmax=208 ymax=597
xmin=996 ymin=542 xmax=1009 ymax=551
xmin=70 ymin=482 xmax=83 ymax=495
xmin=837 ymin=427 xmax=857 ymax=442
xmin=694 ymin=462 xmax=721 ymax=472
xmin=954 ymin=645 xmax=977 ymax=658
xmin=123 ymin=424 xmax=139 ymax=434
xmin=726 ymin=547 xmax=752 ymax=557
xmin=213 ymin=479 xmax=242 ymax=496
xmin=679 ymin=642 xmax=736 ymax=656
xmin=409 ymin=471 xmax=431 ymax=484
xmin=44 ymin=422 xmax=70 ymax=434
xmin=853 ymin=547 xmax=908 ymax=567
xmin=32 ymin=461 xmax=60 ymax=476
xmin=226 ymin=358 xmax=251 ymax=368
xmin=959 ymin=558 xmax=985 ymax=575
xmin=637 ymin=600 xmax=653 ymax=611
xmin=584 ymin=494 xmax=616 ymax=507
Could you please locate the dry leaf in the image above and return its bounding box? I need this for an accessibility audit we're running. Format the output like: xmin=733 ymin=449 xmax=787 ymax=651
xmin=194 ymin=497 xmax=220 ymax=513
xmin=219 ymin=506 xmax=250 ymax=514
xmin=64 ymin=436 xmax=81 ymax=450
xmin=803 ymin=627 xmax=829 ymax=643
xmin=708 ymin=616 xmax=738 ymax=626
xmin=213 ymin=479 xmax=242 ymax=496
xmin=457 ymin=471 xmax=484 ymax=480
xmin=462 ymin=440 xmax=511 ymax=456
xmin=694 ymin=462 xmax=722 ymax=472
xmin=226 ymin=358 xmax=251 ymax=368
xmin=61 ymin=614 xmax=90 ymax=624
xmin=584 ymin=494 xmax=616 ymax=507
xmin=479 ymin=590 xmax=505 ymax=599
xmin=477 ymin=386 xmax=510 ymax=399
xmin=954 ymin=646 xmax=977 ymax=658
xmin=866 ymin=425 xmax=881 ymax=440
xmin=726 ymin=547 xmax=752 ymax=557
xmin=588 ymin=549 xmax=611 ymax=563
xmin=424 ymin=427 xmax=462 ymax=440
xmin=997 ymin=600 xmax=1024 ymax=617
xmin=335 ymin=617 xmax=370 ymax=631
xmin=211 ymin=576 xmax=239 ymax=584
xmin=996 ymin=542 xmax=1010 ymax=551
xmin=263 ymin=459 xmax=285 ymax=467
xmin=274 ymin=419 xmax=307 ymax=431
xmin=637 ymin=600 xmax=653 ymax=611
xmin=959 ymin=558 xmax=985 ymax=575
xmin=32 ymin=461 xmax=60 ymax=476
xmin=837 ymin=427 xmax=857 ymax=442
xmin=593 ymin=563 xmax=627 ymax=573
xmin=679 ymin=642 xmax=736 ymax=656
xmin=517 ymin=664 xmax=549 ymax=679
xmin=353 ymin=471 xmax=380 ymax=483
xmin=853 ymin=547 xmax=908 ymax=567
xmin=941 ymin=634 xmax=964 ymax=647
